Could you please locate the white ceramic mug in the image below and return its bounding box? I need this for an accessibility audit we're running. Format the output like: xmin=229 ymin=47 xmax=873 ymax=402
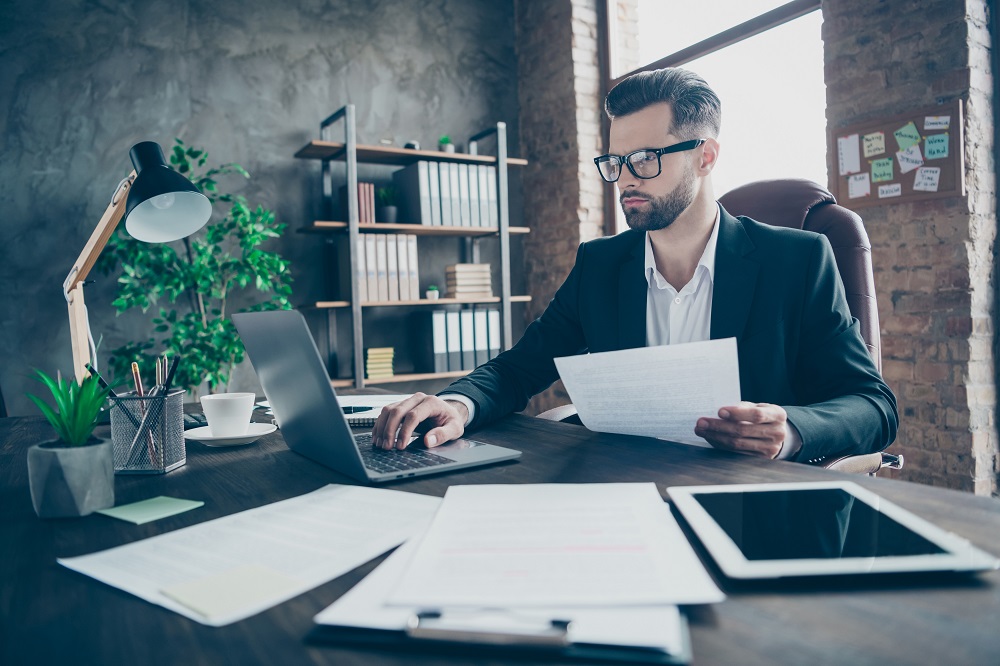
xmin=199 ymin=393 xmax=255 ymax=437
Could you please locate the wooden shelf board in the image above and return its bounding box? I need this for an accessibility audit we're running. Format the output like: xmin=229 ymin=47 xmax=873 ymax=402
xmin=310 ymin=296 xmax=530 ymax=309
xmin=295 ymin=140 xmax=528 ymax=167
xmin=330 ymin=370 xmax=471 ymax=387
xmin=301 ymin=222 xmax=530 ymax=236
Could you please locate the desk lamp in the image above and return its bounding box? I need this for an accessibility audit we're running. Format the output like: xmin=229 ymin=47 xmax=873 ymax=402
xmin=63 ymin=141 xmax=212 ymax=382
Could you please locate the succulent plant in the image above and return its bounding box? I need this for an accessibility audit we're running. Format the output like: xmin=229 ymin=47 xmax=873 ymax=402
xmin=25 ymin=370 xmax=111 ymax=446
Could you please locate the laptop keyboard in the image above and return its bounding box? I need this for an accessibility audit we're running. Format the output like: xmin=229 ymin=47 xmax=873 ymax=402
xmin=355 ymin=433 xmax=454 ymax=474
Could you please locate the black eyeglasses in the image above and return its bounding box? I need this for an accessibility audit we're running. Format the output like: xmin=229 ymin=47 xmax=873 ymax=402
xmin=594 ymin=139 xmax=705 ymax=183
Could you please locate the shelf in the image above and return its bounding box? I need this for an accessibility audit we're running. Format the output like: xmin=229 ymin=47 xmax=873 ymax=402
xmin=331 ymin=370 xmax=471 ymax=387
xmin=311 ymin=296 xmax=531 ymax=309
xmin=301 ymin=222 xmax=530 ymax=236
xmin=295 ymin=141 xmax=528 ymax=167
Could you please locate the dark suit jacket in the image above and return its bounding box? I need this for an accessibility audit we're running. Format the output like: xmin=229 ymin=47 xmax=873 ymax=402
xmin=446 ymin=207 xmax=898 ymax=462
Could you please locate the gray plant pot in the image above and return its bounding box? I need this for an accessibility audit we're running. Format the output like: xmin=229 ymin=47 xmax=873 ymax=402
xmin=27 ymin=438 xmax=115 ymax=518
xmin=377 ymin=205 xmax=398 ymax=223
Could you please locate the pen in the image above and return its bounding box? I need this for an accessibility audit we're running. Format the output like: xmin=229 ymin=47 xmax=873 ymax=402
xmin=85 ymin=363 xmax=118 ymax=398
xmin=130 ymin=361 xmax=157 ymax=466
xmin=342 ymin=406 xmax=375 ymax=414
xmin=131 ymin=361 xmax=145 ymax=398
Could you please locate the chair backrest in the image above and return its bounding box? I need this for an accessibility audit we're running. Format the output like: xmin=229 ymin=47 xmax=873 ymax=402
xmin=718 ymin=178 xmax=881 ymax=373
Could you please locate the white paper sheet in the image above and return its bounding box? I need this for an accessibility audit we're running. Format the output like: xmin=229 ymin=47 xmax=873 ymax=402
xmin=315 ymin=535 xmax=697 ymax=654
xmin=837 ymin=134 xmax=861 ymax=175
xmin=59 ymin=485 xmax=441 ymax=626
xmin=553 ymin=339 xmax=740 ymax=446
xmin=386 ymin=483 xmax=724 ymax=609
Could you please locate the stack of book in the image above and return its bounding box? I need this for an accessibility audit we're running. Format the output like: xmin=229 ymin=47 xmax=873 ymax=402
xmin=445 ymin=264 xmax=492 ymax=299
xmin=340 ymin=182 xmax=377 ymax=223
xmin=365 ymin=347 xmax=395 ymax=380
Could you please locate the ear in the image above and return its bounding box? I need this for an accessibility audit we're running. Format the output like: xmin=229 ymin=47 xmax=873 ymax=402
xmin=696 ymin=138 xmax=720 ymax=175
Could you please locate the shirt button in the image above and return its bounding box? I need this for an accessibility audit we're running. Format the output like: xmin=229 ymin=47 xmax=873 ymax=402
xmin=674 ymin=297 xmax=682 ymax=304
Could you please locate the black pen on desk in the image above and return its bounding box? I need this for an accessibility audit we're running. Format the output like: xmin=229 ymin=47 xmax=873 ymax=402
xmin=342 ymin=406 xmax=375 ymax=414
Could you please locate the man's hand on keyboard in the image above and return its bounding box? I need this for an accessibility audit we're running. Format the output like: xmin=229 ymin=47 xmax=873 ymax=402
xmin=372 ymin=393 xmax=468 ymax=450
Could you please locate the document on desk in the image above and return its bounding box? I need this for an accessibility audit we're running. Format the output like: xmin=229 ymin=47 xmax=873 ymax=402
xmin=58 ymin=485 xmax=440 ymax=626
xmin=386 ymin=483 xmax=723 ymax=609
xmin=315 ymin=536 xmax=692 ymax=659
xmin=554 ymin=338 xmax=741 ymax=446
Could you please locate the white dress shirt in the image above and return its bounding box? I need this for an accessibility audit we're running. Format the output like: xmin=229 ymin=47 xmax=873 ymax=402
xmin=443 ymin=205 xmax=799 ymax=459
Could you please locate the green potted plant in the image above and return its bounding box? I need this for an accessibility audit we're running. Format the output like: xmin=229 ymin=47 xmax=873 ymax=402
xmin=25 ymin=370 xmax=114 ymax=518
xmin=438 ymin=135 xmax=455 ymax=153
xmin=376 ymin=185 xmax=399 ymax=223
xmin=97 ymin=139 xmax=293 ymax=397
xmin=425 ymin=284 xmax=440 ymax=300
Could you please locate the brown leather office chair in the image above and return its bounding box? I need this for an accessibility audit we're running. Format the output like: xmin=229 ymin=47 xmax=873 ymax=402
xmin=538 ymin=179 xmax=902 ymax=476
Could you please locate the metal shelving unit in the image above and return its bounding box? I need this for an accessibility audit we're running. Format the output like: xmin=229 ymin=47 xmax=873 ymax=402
xmin=295 ymin=105 xmax=529 ymax=388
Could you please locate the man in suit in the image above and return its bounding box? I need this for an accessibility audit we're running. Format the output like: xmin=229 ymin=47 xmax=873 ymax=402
xmin=374 ymin=67 xmax=898 ymax=462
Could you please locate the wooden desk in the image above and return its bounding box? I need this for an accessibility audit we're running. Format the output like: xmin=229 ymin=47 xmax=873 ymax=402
xmin=2 ymin=413 xmax=998 ymax=665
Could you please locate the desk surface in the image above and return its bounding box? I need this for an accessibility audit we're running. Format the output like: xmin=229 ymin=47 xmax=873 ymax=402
xmin=2 ymin=412 xmax=999 ymax=665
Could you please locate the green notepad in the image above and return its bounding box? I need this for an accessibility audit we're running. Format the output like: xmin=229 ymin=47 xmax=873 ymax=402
xmin=97 ymin=496 xmax=204 ymax=525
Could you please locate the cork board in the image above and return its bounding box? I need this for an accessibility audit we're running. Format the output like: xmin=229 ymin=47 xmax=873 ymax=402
xmin=829 ymin=99 xmax=964 ymax=211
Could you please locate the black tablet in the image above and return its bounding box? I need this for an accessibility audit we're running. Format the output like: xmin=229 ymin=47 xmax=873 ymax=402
xmin=667 ymin=481 xmax=999 ymax=579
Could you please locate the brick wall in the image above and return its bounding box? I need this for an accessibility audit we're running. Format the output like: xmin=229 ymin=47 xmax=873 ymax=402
xmin=824 ymin=0 xmax=997 ymax=494
xmin=514 ymin=0 xmax=607 ymax=414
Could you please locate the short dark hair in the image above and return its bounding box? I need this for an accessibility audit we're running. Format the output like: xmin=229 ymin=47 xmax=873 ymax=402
xmin=604 ymin=68 xmax=721 ymax=139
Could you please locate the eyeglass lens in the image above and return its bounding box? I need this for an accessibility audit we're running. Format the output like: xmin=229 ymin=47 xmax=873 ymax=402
xmin=597 ymin=151 xmax=660 ymax=182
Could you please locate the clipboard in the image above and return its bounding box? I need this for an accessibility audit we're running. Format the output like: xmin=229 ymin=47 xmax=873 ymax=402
xmin=306 ymin=612 xmax=692 ymax=663
xmin=309 ymin=539 xmax=694 ymax=664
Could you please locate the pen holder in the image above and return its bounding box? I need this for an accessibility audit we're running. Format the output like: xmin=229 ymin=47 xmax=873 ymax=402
xmin=109 ymin=389 xmax=186 ymax=474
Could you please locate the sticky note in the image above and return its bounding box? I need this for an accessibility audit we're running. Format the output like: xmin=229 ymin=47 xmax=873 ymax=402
xmin=924 ymin=115 xmax=951 ymax=130
xmin=161 ymin=565 xmax=305 ymax=622
xmin=847 ymin=173 xmax=871 ymax=199
xmin=894 ymin=122 xmax=922 ymax=151
xmin=837 ymin=134 xmax=861 ymax=175
xmin=862 ymin=132 xmax=885 ymax=158
xmin=98 ymin=496 xmax=205 ymax=525
xmin=925 ymin=133 xmax=949 ymax=159
xmin=913 ymin=166 xmax=942 ymax=192
xmin=871 ymin=158 xmax=894 ymax=183
xmin=896 ymin=144 xmax=924 ymax=174
xmin=878 ymin=183 xmax=902 ymax=198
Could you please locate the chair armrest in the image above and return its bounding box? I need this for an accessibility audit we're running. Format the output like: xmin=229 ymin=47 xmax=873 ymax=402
xmin=806 ymin=451 xmax=904 ymax=475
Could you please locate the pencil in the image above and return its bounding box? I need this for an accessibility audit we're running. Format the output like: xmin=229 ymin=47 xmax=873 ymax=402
xmin=131 ymin=361 xmax=157 ymax=466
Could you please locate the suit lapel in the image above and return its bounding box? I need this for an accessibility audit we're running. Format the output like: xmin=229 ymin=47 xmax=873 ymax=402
xmin=711 ymin=211 xmax=759 ymax=341
xmin=617 ymin=233 xmax=647 ymax=349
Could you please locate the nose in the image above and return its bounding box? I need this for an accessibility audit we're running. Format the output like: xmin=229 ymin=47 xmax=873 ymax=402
xmin=616 ymin=164 xmax=641 ymax=191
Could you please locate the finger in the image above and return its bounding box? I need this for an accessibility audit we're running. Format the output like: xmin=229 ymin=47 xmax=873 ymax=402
xmin=718 ymin=402 xmax=784 ymax=424
xmin=699 ymin=431 xmax=780 ymax=458
xmin=697 ymin=417 xmax=776 ymax=439
xmin=422 ymin=419 xmax=464 ymax=448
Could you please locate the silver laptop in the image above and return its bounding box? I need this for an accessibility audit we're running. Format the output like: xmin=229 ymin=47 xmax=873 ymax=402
xmin=232 ymin=310 xmax=520 ymax=483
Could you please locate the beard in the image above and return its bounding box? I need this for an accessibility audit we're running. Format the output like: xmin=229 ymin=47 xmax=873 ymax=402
xmin=621 ymin=166 xmax=697 ymax=232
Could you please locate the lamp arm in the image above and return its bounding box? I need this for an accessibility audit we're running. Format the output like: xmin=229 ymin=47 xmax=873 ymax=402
xmin=65 ymin=171 xmax=136 ymax=382
xmin=63 ymin=171 xmax=136 ymax=298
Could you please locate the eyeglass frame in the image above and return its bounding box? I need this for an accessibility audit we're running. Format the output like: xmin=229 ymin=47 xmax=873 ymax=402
xmin=593 ymin=139 xmax=706 ymax=183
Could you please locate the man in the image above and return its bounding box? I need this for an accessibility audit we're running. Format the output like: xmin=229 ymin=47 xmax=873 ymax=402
xmin=374 ymin=67 xmax=898 ymax=462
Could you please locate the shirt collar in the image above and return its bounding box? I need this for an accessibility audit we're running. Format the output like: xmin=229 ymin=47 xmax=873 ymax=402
xmin=644 ymin=204 xmax=721 ymax=288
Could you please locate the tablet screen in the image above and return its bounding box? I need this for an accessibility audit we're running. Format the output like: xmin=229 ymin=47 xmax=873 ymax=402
xmin=692 ymin=487 xmax=945 ymax=561
xmin=667 ymin=481 xmax=1000 ymax=579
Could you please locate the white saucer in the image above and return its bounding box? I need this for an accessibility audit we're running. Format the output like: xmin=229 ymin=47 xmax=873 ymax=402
xmin=184 ymin=423 xmax=277 ymax=447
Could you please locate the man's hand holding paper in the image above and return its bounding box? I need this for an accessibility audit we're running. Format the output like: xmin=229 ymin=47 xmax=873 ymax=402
xmin=554 ymin=338 xmax=749 ymax=449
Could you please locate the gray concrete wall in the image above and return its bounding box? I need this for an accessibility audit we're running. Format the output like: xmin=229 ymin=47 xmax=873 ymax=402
xmin=0 ymin=0 xmax=520 ymax=415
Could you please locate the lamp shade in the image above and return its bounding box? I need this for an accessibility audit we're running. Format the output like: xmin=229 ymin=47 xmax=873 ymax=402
xmin=124 ymin=141 xmax=212 ymax=243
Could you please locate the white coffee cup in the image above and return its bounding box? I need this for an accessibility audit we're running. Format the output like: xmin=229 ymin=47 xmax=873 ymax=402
xmin=199 ymin=392 xmax=255 ymax=437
